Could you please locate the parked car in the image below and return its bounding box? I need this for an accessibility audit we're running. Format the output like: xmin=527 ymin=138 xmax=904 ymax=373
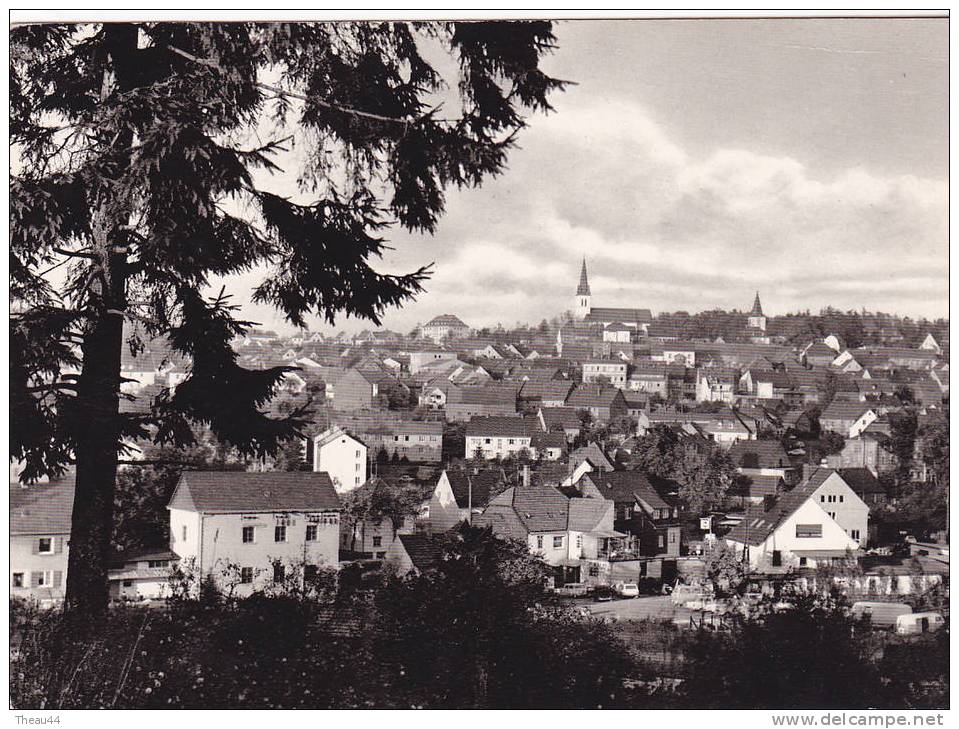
xmin=851 ymin=601 xmax=912 ymax=629
xmin=591 ymin=585 xmax=617 ymax=602
xmin=553 ymin=582 xmax=589 ymax=597
xmin=895 ymin=611 xmax=946 ymax=635
xmin=613 ymin=582 xmax=640 ymax=599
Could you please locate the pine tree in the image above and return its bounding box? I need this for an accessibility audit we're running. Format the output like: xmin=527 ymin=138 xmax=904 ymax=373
xmin=11 ymin=21 xmax=565 ymax=616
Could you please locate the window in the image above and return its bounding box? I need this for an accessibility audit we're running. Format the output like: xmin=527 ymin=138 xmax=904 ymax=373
xmin=182 ymin=525 xmax=188 ymax=542
xmin=669 ymin=531 xmax=677 ymax=544
xmin=839 ymin=495 xmax=844 ymax=503
xmin=508 ymin=439 xmax=515 ymax=445
xmin=240 ymin=567 xmax=253 ymax=584
xmin=553 ymin=536 xmax=563 ymax=549
xmin=772 ymin=550 xmax=782 ymax=567
xmin=242 ymin=526 xmax=255 ymax=543
xmin=123 ymin=580 xmax=134 ymax=587
xmin=658 ymin=535 xmax=665 ymax=549
xmin=820 ymin=495 xmax=826 ymax=502
xmin=147 ymin=560 xmax=169 ymax=569
xmin=828 ymin=512 xmax=836 ymax=520
xmin=536 ymin=536 xmax=543 ymax=550
xmin=850 ymin=529 xmax=860 ymax=540
xmin=273 ymin=564 xmax=285 ymax=583
xmin=485 ymin=438 xmax=491 ymax=444
xmin=355 ymin=450 xmax=361 ymax=458
xmin=306 ymin=525 xmax=318 ymax=542
xmin=796 ymin=524 xmax=822 ymax=538
xmin=38 ymin=537 xmax=53 ymax=554
xmin=355 ymin=463 xmax=361 ymax=471
xmin=799 ymin=557 xmax=807 ymax=567
xmin=35 ymin=571 xmax=52 ymax=586
xmin=375 ymin=551 xmax=386 ymax=559
xmin=12 ymin=573 xmax=24 ymax=588
xmin=275 ymin=525 xmax=287 ymax=543
xmin=576 ymin=535 xmax=583 ymax=549
xmin=372 ymin=536 xmax=383 ymax=548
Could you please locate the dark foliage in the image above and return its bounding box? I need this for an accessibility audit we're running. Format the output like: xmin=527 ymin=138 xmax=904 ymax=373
xmin=11 ymin=20 xmax=565 ymax=614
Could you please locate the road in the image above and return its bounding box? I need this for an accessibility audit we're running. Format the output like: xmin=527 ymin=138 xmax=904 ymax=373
xmin=567 ymin=595 xmax=686 ymax=623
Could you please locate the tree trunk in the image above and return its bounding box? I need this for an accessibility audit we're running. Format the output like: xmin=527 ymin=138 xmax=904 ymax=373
xmin=64 ymin=23 xmax=138 ymax=618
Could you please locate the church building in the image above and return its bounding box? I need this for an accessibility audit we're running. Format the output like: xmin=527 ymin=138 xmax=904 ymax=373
xmin=572 ymin=258 xmax=652 ymax=334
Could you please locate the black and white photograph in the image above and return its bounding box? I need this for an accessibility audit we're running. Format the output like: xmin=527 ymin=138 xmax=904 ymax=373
xmin=8 ymin=9 xmax=950 ymax=715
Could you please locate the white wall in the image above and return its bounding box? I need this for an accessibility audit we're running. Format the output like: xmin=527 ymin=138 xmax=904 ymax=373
xmin=314 ymin=432 xmax=367 ymax=493
xmin=194 ymin=511 xmax=340 ymax=596
xmin=465 ymin=434 xmax=532 ymax=459
xmin=810 ymin=472 xmax=870 ymax=547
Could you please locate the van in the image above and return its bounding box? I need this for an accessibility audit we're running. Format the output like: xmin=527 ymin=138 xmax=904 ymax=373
xmin=851 ymin=601 xmax=912 ymax=628
xmin=895 ymin=611 xmax=946 ymax=635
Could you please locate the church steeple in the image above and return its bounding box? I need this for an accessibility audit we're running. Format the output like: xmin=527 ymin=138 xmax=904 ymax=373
xmin=748 ymin=291 xmax=766 ymax=332
xmin=576 ymin=257 xmax=591 ymax=296
xmin=574 ymin=258 xmax=591 ymax=319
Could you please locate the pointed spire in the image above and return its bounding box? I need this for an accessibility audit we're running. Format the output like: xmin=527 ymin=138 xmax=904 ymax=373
xmin=576 ymin=257 xmax=591 ymax=296
xmin=750 ymin=291 xmax=763 ymax=317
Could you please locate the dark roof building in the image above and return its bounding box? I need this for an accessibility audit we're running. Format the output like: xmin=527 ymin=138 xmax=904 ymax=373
xmin=168 ymin=472 xmax=341 ymax=514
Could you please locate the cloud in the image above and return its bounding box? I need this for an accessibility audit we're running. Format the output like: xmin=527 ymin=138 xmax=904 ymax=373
xmin=228 ymin=90 xmax=946 ymax=334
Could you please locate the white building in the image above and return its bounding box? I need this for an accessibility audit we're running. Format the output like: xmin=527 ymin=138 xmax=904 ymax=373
xmin=312 ymin=426 xmax=367 ymax=494
xmin=582 ymin=358 xmax=627 ymax=388
xmin=725 ymin=468 xmax=864 ymax=572
xmin=168 ymin=472 xmax=342 ymax=597
xmin=464 ymin=416 xmax=533 ymax=460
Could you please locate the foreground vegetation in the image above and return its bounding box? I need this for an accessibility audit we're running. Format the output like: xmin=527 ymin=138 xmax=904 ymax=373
xmin=10 ymin=527 xmax=949 ymax=710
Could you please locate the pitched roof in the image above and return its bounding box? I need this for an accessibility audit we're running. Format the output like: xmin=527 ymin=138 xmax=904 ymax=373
xmin=10 ymin=477 xmax=75 ymax=535
xmin=444 ymin=469 xmax=504 ymax=509
xmin=585 ymin=307 xmax=653 ymax=324
xmin=567 ymin=497 xmax=611 ymax=532
xmin=750 ymin=292 xmax=764 ymax=317
xmin=729 ymin=440 xmax=790 ymax=470
xmin=447 ymin=384 xmax=518 ymax=407
xmin=464 ymin=416 xmax=533 ymax=438
xmin=424 ymin=314 xmax=469 ymax=329
xmin=838 ymin=468 xmax=886 ymax=495
xmin=566 ymin=384 xmax=624 ymax=409
xmin=821 ymin=400 xmax=875 ymax=422
xmin=576 ymin=258 xmax=591 ymax=296
xmin=478 ymin=483 xmax=572 ymax=535
xmin=741 ymin=474 xmax=783 ymax=500
xmin=570 ymin=442 xmax=614 ymax=472
xmin=725 ymin=476 xmax=822 ymax=546
xmin=539 ymin=406 xmax=583 ymax=430
xmin=397 ymin=534 xmax=444 ymax=571
xmin=586 ymin=470 xmax=671 ymax=511
xmin=168 ymin=472 xmax=341 ymax=514
xmin=531 ymin=431 xmax=568 ymax=451
xmin=519 ymin=378 xmax=573 ymax=402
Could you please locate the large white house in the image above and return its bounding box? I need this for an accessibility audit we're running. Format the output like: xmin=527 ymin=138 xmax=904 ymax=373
xmin=725 ymin=467 xmax=865 ymax=572
xmin=312 ymin=425 xmax=367 ymax=494
xmin=168 ymin=472 xmax=342 ymax=596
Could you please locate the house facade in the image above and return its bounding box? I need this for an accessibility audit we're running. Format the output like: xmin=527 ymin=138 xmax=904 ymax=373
xmin=168 ymin=472 xmax=342 ymax=597
xmin=725 ymin=474 xmax=862 ymax=572
xmin=11 ymin=479 xmax=74 ymax=605
xmin=465 ymin=416 xmax=534 ymax=460
xmin=312 ymin=426 xmax=368 ymax=493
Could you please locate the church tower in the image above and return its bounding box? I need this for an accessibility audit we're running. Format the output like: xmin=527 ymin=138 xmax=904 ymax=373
xmin=575 ymin=258 xmax=591 ymax=319
xmin=747 ymin=291 xmax=766 ymax=332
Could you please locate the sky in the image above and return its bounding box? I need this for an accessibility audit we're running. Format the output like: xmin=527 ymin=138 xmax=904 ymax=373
xmin=223 ymin=17 xmax=949 ymax=335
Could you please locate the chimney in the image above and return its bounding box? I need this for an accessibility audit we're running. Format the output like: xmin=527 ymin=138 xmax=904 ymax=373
xmin=522 ymin=464 xmax=530 ymax=488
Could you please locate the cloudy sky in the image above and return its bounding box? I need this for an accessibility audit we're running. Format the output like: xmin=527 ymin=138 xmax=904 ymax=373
xmin=231 ymin=17 xmax=949 ymax=334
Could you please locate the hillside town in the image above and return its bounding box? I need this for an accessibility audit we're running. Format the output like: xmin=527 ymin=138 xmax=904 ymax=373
xmin=14 ymin=260 xmax=948 ymax=630
xmin=10 ymin=14 xmax=948 ymax=713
